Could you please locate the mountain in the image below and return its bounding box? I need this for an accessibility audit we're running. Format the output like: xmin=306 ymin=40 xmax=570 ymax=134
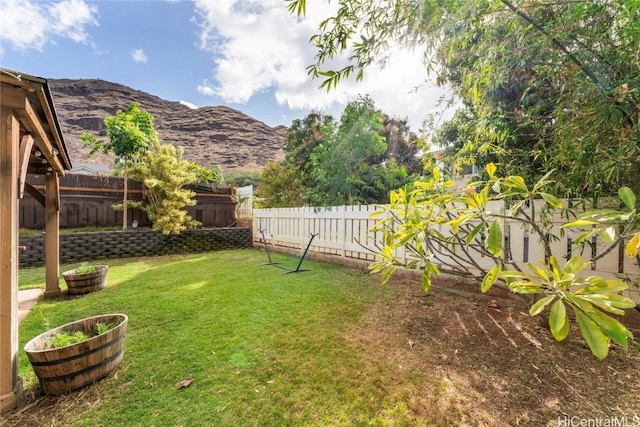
xmin=48 ymin=78 xmax=288 ymax=174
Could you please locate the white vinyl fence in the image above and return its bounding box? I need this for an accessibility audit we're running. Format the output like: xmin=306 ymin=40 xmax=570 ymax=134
xmin=253 ymin=203 xmax=640 ymax=303
xmin=235 ymin=185 xmax=254 ymax=219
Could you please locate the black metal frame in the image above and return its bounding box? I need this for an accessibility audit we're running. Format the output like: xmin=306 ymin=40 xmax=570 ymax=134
xmin=258 ymin=228 xmax=318 ymax=274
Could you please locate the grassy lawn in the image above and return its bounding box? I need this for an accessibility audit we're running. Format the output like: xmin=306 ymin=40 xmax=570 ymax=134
xmin=10 ymin=249 xmax=640 ymax=426
xmin=14 ymin=249 xmax=425 ymax=426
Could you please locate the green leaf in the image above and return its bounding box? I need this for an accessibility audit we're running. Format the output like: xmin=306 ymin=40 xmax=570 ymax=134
xmin=465 ymin=222 xmax=484 ymax=245
xmin=549 ymin=299 xmax=569 ymax=341
xmin=508 ymin=281 xmax=543 ymax=294
xmin=626 ymin=232 xmax=640 ymax=256
xmin=421 ymin=270 xmax=432 ymax=292
xmin=486 ymin=162 xmax=497 ymax=178
xmin=432 ymin=167 xmax=441 ymax=182
xmin=481 ymin=263 xmax=501 ymax=293
xmin=379 ymin=265 xmax=398 ymax=284
xmin=578 ymin=295 xmax=626 ymax=316
xmin=505 ymin=176 xmax=528 ymax=192
xmin=587 ymin=309 xmax=634 ymax=348
xmin=564 ymin=255 xmax=587 ymax=276
xmin=574 ymin=308 xmax=610 ymax=359
xmin=548 ymin=256 xmax=562 ymax=279
xmin=486 ymin=220 xmax=503 ymax=257
xmin=600 ymin=227 xmax=616 ymax=243
xmin=539 ymin=193 xmax=563 ymax=209
xmin=575 ymin=278 xmax=628 ymax=295
xmin=562 ymin=219 xmax=599 ymax=228
xmin=529 ymin=295 xmax=555 ymax=316
xmin=526 ymin=263 xmax=550 ymax=282
xmin=618 ymin=186 xmax=636 ymax=210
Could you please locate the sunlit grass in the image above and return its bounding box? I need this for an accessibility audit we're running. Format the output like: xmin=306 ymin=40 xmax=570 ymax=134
xmin=17 ymin=249 xmax=430 ymax=426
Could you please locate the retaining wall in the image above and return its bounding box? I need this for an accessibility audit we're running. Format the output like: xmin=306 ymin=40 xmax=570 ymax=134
xmin=19 ymin=228 xmax=252 ymax=267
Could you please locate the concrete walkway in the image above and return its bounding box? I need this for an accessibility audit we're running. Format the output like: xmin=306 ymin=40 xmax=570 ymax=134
xmin=18 ymin=289 xmax=42 ymax=324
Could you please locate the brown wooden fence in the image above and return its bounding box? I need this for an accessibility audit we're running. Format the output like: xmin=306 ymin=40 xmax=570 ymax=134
xmin=20 ymin=175 xmax=237 ymax=229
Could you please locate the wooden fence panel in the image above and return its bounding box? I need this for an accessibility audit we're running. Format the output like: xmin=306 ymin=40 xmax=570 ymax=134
xmin=19 ymin=175 xmax=236 ymax=229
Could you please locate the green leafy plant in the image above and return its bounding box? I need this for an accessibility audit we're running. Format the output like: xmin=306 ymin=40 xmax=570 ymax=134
xmin=44 ymin=322 xmax=118 ymax=350
xmin=370 ymin=164 xmax=638 ymax=358
xmin=74 ymin=263 xmax=97 ymax=274
xmin=48 ymin=330 xmax=91 ymax=349
xmin=94 ymin=322 xmax=117 ymax=335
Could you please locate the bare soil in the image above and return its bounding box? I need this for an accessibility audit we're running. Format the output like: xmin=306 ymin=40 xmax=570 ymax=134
xmin=349 ymin=278 xmax=640 ymax=426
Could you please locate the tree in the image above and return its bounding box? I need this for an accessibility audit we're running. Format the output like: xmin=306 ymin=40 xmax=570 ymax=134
xmin=256 ymin=162 xmax=306 ymax=208
xmin=267 ymin=96 xmax=417 ymax=206
xmin=288 ymin=1 xmax=640 ymax=358
xmin=370 ymin=165 xmax=638 ymax=358
xmin=225 ymin=171 xmax=262 ymax=188
xmin=81 ymin=102 xmax=157 ymax=230
xmin=288 ymin=0 xmax=640 ymax=198
xmin=127 ymin=141 xmax=202 ymax=235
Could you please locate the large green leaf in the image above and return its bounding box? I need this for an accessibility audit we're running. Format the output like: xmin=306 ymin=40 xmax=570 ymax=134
xmin=526 ymin=263 xmax=550 ymax=282
xmin=549 ymin=299 xmax=569 ymax=341
xmin=529 ymin=295 xmax=555 ymax=316
xmin=587 ymin=309 xmax=634 ymax=348
xmin=574 ymin=307 xmax=610 ymax=360
xmin=618 ymin=186 xmax=636 ymax=210
xmin=564 ymin=255 xmax=587 ymax=276
xmin=539 ymin=192 xmax=563 ymax=209
xmin=481 ymin=263 xmax=501 ymax=293
xmin=575 ymin=278 xmax=628 ymax=295
xmin=486 ymin=220 xmax=503 ymax=257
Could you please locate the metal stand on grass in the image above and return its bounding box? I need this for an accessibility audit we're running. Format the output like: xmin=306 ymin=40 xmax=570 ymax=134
xmin=258 ymin=229 xmax=318 ymax=274
xmin=258 ymin=228 xmax=282 ymax=267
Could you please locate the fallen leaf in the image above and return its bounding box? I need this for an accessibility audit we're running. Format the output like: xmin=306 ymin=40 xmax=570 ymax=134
xmin=176 ymin=378 xmax=194 ymax=389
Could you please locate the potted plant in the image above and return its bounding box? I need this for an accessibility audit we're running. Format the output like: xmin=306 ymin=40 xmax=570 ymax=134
xmin=62 ymin=263 xmax=108 ymax=295
xmin=24 ymin=314 xmax=128 ymax=394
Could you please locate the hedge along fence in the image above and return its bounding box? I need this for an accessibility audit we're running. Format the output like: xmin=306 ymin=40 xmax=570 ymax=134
xmin=19 ymin=228 xmax=252 ymax=267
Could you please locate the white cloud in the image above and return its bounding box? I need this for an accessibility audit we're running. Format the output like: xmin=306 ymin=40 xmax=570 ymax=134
xmin=0 ymin=0 xmax=97 ymax=51
xmin=180 ymin=100 xmax=198 ymax=109
xmin=131 ymin=49 xmax=148 ymax=64
xmin=193 ymin=0 xmax=454 ymax=131
xmin=49 ymin=0 xmax=98 ymax=44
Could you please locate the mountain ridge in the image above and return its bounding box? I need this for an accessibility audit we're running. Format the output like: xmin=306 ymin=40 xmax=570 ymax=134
xmin=48 ymin=78 xmax=287 ymax=174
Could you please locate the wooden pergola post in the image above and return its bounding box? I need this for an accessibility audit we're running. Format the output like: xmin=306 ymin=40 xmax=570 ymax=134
xmin=44 ymin=172 xmax=61 ymax=297
xmin=0 ymin=108 xmax=23 ymax=412
xmin=1 ymin=68 xmax=72 ymax=414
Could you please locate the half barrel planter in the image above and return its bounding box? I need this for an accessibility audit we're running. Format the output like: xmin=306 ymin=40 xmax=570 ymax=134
xmin=24 ymin=314 xmax=128 ymax=395
xmin=62 ymin=265 xmax=108 ymax=295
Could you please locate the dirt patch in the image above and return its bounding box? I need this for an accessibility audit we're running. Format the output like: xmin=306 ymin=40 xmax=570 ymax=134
xmin=351 ymin=277 xmax=640 ymax=426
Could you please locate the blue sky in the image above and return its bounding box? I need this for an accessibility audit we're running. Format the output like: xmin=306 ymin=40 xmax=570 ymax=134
xmin=0 ymin=0 xmax=454 ymax=131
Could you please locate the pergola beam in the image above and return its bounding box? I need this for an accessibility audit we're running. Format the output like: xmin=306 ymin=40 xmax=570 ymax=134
xmin=1 ymin=86 xmax=64 ymax=175
xmin=19 ymin=135 xmax=34 ymax=198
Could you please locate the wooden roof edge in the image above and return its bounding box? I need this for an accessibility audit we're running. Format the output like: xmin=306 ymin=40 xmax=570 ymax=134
xmin=0 ymin=68 xmax=73 ymax=172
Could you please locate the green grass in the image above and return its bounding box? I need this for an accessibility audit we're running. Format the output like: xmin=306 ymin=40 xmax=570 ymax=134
xmin=17 ymin=249 xmax=426 ymax=426
xmin=19 ymin=226 xmax=125 ymax=237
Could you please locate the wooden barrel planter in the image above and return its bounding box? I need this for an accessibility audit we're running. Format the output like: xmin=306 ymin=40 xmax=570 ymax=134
xmin=24 ymin=314 xmax=128 ymax=395
xmin=62 ymin=265 xmax=108 ymax=295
